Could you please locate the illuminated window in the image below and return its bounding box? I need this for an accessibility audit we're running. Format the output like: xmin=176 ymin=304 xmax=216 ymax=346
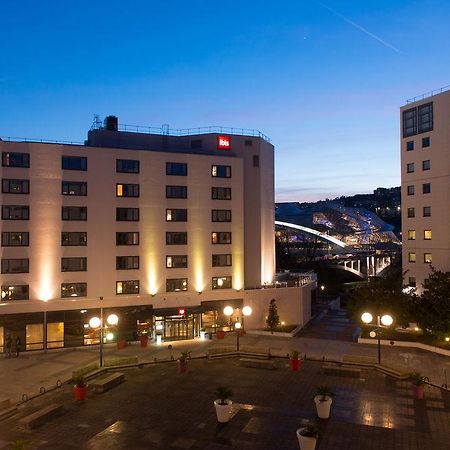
xmin=116 ymin=183 xmax=139 ymax=197
xmin=61 ymin=282 xmax=87 ymax=298
xmin=2 ymin=179 xmax=29 ymax=194
xmin=166 ymin=255 xmax=188 ymax=268
xmin=166 ymin=232 xmax=187 ymax=245
xmin=1 ymin=258 xmax=29 ymax=274
xmin=407 ymin=185 xmax=415 ymax=195
xmin=211 ymin=165 xmax=231 ymax=178
xmin=407 ymin=230 xmax=416 ymax=240
xmin=62 ymin=206 xmax=87 ymax=221
xmin=62 ymin=181 xmax=87 ymax=196
xmin=424 ymin=230 xmax=432 ymax=240
xmin=47 ymin=322 xmax=64 ymax=349
xmin=166 ymin=209 xmax=187 ymax=222
xmin=408 ymin=252 xmax=416 ymax=263
xmin=1 ymin=285 xmax=29 ymax=301
xmin=212 ymin=276 xmax=232 ymax=289
xmin=212 ymin=254 xmax=232 ymax=267
xmin=62 ymin=232 xmax=87 ymax=246
xmin=26 ymin=324 xmax=44 ymax=351
xmin=166 ymin=278 xmax=188 ymax=292
xmin=116 ymin=232 xmax=139 ymax=245
xmin=2 ymin=232 xmax=29 ymax=247
xmin=116 ymin=256 xmax=139 ymax=270
xmin=424 ymin=253 xmax=432 ymax=264
xmin=62 ymin=156 xmax=87 ymax=171
xmin=2 ymin=152 xmax=29 ymax=168
xmin=116 ymin=280 xmax=139 ymax=295
xmin=211 ymin=232 xmax=232 ymax=244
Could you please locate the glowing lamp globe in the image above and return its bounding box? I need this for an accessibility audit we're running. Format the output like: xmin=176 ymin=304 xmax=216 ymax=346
xmin=361 ymin=312 xmax=373 ymax=324
xmin=381 ymin=315 xmax=393 ymax=327
xmin=223 ymin=306 xmax=233 ymax=316
xmin=369 ymin=331 xmax=377 ymax=338
xmin=89 ymin=316 xmax=101 ymax=329
xmin=106 ymin=332 xmax=114 ymax=341
xmin=107 ymin=313 xmax=119 ymax=326
xmin=235 ymin=322 xmax=242 ymax=329
xmin=242 ymin=306 xmax=253 ymax=316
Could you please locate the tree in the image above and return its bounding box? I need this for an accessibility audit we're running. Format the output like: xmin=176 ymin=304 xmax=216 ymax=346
xmin=414 ymin=267 xmax=450 ymax=337
xmin=266 ymin=299 xmax=280 ymax=333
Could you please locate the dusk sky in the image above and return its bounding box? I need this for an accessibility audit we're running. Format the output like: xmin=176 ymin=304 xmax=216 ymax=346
xmin=1 ymin=1 xmax=449 ymax=201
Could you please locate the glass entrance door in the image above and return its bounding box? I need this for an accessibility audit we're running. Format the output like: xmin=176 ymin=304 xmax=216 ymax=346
xmin=154 ymin=314 xmax=199 ymax=341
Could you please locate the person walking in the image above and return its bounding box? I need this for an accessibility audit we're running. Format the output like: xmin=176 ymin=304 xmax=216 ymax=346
xmin=5 ymin=334 xmax=12 ymax=358
xmin=15 ymin=336 xmax=22 ymax=358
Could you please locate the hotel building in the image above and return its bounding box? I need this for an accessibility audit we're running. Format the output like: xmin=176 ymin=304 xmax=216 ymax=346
xmin=0 ymin=117 xmax=314 ymax=351
xmin=401 ymin=87 xmax=450 ymax=292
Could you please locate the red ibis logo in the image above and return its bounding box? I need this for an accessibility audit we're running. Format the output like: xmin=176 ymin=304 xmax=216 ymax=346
xmin=217 ymin=135 xmax=231 ymax=150
xmin=178 ymin=308 xmax=185 ymax=315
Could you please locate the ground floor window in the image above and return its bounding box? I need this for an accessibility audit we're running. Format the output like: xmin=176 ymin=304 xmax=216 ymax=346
xmin=26 ymin=323 xmax=44 ymax=350
xmin=47 ymin=322 xmax=64 ymax=348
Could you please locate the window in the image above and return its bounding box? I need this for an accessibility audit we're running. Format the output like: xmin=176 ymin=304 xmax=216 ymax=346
xmin=407 ymin=163 xmax=415 ymax=173
xmin=253 ymin=155 xmax=260 ymax=167
xmin=423 ymin=206 xmax=431 ymax=217
xmin=2 ymin=205 xmax=29 ymax=220
xmin=407 ymin=185 xmax=415 ymax=196
xmin=116 ymin=208 xmax=139 ymax=221
xmin=62 ymin=181 xmax=87 ymax=196
xmin=166 ymin=186 xmax=187 ymax=199
xmin=408 ymin=277 xmax=416 ymax=288
xmin=418 ymin=102 xmax=433 ymax=133
xmin=2 ymin=152 xmax=30 ymax=168
xmin=211 ymin=232 xmax=232 ymax=244
xmin=1 ymin=258 xmax=29 ymax=274
xmin=422 ymin=137 xmax=430 ymax=148
xmin=406 ymin=141 xmax=414 ymax=151
xmin=116 ymin=159 xmax=139 ymax=173
xmin=61 ymin=257 xmax=87 ymax=272
xmin=166 ymin=209 xmax=187 ymax=222
xmin=116 ymin=232 xmax=139 ymax=245
xmin=212 ymin=276 xmax=232 ymax=289
xmin=212 ymin=187 xmax=231 ymax=200
xmin=422 ymin=160 xmax=431 ymax=171
xmin=403 ymin=107 xmax=417 ymax=137
xmin=62 ymin=232 xmax=87 ymax=246
xmin=2 ymin=179 xmax=29 ymax=194
xmin=190 ymin=139 xmax=202 ymax=149
xmin=424 ymin=230 xmax=432 ymax=240
xmin=2 ymin=205 xmax=30 ymax=220
xmin=245 ymin=140 xmax=253 ymax=146
xmin=166 ymin=162 xmax=187 ymax=176
xmin=166 ymin=255 xmax=188 ymax=268
xmin=116 ymin=280 xmax=140 ymax=295
xmin=1 ymin=285 xmax=29 ymax=301
xmin=212 ymin=254 xmax=232 ymax=267
xmin=166 ymin=232 xmax=187 ymax=245
xmin=62 ymin=206 xmax=87 ymax=221
xmin=166 ymin=278 xmax=188 ymax=292
xmin=2 ymin=232 xmax=29 ymax=247
xmin=212 ymin=209 xmax=232 ymax=222
xmin=211 ymin=165 xmax=231 ymax=178
xmin=407 ymin=230 xmax=416 ymax=240
xmin=116 ymin=256 xmax=139 ymax=270
xmin=408 ymin=252 xmax=416 ymax=263
xmin=407 ymin=208 xmax=415 ymax=218
xmin=423 ymin=183 xmax=431 ymax=194
xmin=61 ymin=282 xmax=87 ymax=298
xmin=62 ymin=156 xmax=87 ymax=171
xmin=424 ymin=253 xmax=432 ymax=264
xmin=116 ymin=183 xmax=139 ymax=197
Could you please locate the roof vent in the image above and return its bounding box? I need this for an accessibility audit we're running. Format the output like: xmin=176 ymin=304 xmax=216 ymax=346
xmin=104 ymin=115 xmax=118 ymax=131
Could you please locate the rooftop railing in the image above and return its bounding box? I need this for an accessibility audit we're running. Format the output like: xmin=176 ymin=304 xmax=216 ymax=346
xmin=0 ymin=136 xmax=83 ymax=145
xmin=406 ymin=84 xmax=450 ymax=104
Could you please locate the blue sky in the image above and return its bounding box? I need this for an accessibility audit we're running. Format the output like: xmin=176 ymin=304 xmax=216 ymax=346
xmin=1 ymin=0 xmax=449 ymax=201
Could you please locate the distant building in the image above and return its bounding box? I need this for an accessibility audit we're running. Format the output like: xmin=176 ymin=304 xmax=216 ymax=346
xmin=401 ymin=86 xmax=450 ymax=291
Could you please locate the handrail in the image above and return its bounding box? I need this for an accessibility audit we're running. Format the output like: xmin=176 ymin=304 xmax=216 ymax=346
xmin=0 ymin=136 xmax=83 ymax=145
xmin=406 ymin=84 xmax=450 ymax=104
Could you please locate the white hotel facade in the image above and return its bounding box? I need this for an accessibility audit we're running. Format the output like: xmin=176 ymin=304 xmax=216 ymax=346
xmin=0 ymin=117 xmax=314 ymax=351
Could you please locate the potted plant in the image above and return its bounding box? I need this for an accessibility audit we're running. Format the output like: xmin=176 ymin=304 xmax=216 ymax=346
xmin=214 ymin=386 xmax=233 ymax=423
xmin=289 ymin=350 xmax=302 ymax=371
xmin=216 ymin=329 xmax=226 ymax=339
xmin=410 ymin=372 xmax=426 ymax=399
xmin=139 ymin=332 xmax=149 ymax=347
xmin=178 ymin=351 xmax=190 ymax=373
xmin=73 ymin=375 xmax=88 ymax=401
xmin=314 ymin=386 xmax=333 ymax=419
xmin=200 ymin=328 xmax=206 ymax=340
xmin=117 ymin=332 xmax=126 ymax=349
xmin=296 ymin=422 xmax=318 ymax=450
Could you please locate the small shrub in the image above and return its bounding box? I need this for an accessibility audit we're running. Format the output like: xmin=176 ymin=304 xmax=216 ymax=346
xmin=215 ymin=386 xmax=232 ymax=405
xmin=315 ymin=385 xmax=333 ymax=401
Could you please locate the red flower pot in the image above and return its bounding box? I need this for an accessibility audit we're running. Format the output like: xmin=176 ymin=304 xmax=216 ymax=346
xmin=117 ymin=339 xmax=126 ymax=349
xmin=139 ymin=335 xmax=148 ymax=347
xmin=74 ymin=385 xmax=88 ymax=401
xmin=216 ymin=331 xmax=225 ymax=340
xmin=290 ymin=358 xmax=301 ymax=371
xmin=413 ymin=384 xmax=424 ymax=399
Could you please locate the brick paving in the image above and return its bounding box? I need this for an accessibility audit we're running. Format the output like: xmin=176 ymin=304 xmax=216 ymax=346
xmin=1 ymin=358 xmax=449 ymax=449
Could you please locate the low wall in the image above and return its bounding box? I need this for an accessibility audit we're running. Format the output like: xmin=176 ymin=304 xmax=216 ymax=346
xmin=358 ymin=337 xmax=450 ymax=357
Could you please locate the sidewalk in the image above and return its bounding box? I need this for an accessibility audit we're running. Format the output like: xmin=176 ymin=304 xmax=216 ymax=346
xmin=1 ymin=332 xmax=449 ymax=404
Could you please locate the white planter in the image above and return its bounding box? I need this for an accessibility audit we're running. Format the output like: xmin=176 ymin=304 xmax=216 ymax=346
xmin=200 ymin=331 xmax=206 ymax=340
xmin=214 ymin=399 xmax=232 ymax=423
xmin=314 ymin=395 xmax=332 ymax=419
xmin=296 ymin=428 xmax=317 ymax=450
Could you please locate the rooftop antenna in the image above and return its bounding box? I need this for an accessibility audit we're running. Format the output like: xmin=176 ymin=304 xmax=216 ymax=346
xmin=93 ymin=114 xmax=102 ymax=130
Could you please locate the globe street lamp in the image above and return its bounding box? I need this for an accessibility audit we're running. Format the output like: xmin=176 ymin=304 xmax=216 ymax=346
xmin=223 ymin=305 xmax=234 ymax=331
xmin=361 ymin=312 xmax=393 ymax=364
xmin=89 ymin=312 xmax=119 ymax=367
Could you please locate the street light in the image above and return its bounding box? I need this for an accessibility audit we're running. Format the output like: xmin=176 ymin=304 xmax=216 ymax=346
xmin=89 ymin=312 xmax=119 ymax=367
xmin=223 ymin=305 xmax=233 ymax=331
xmin=235 ymin=322 xmax=242 ymax=351
xmin=361 ymin=312 xmax=393 ymax=364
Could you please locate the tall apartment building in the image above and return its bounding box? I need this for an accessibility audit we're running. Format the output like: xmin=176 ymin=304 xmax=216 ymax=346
xmin=0 ymin=117 xmax=314 ymax=351
xmin=401 ymin=87 xmax=450 ymax=292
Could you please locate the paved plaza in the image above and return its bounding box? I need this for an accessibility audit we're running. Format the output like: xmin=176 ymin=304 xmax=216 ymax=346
xmin=1 ymin=357 xmax=450 ymax=449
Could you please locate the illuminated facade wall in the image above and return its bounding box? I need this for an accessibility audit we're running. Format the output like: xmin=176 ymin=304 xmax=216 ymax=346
xmin=401 ymin=89 xmax=450 ymax=292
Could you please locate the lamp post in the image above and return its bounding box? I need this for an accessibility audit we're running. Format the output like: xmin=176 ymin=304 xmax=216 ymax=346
xmin=89 ymin=312 xmax=119 ymax=367
xmin=223 ymin=305 xmax=234 ymax=331
xmin=361 ymin=312 xmax=393 ymax=364
xmin=235 ymin=322 xmax=242 ymax=351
